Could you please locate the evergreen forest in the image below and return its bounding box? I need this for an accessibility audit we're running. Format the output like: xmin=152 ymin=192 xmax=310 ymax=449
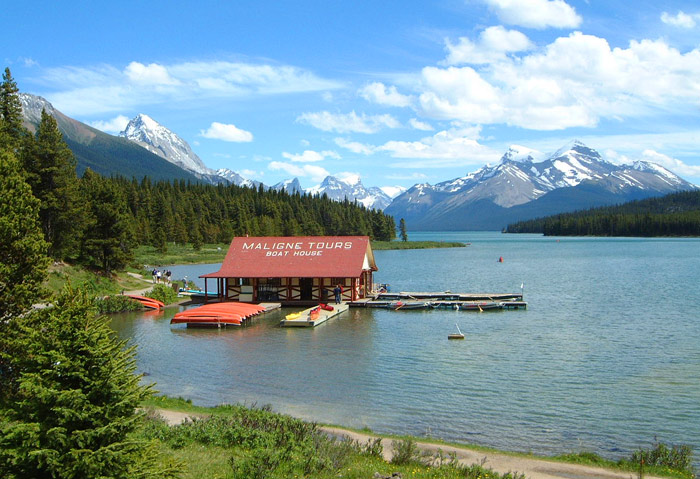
xmin=505 ymin=190 xmax=700 ymax=236
xmin=0 ymin=68 xmax=396 ymax=275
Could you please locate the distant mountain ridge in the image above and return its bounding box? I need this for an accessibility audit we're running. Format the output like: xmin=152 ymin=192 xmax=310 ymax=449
xmin=19 ymin=93 xmax=200 ymax=183
xmin=385 ymin=141 xmax=698 ymax=230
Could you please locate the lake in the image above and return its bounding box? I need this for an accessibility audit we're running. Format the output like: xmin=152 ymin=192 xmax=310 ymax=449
xmin=110 ymin=231 xmax=700 ymax=464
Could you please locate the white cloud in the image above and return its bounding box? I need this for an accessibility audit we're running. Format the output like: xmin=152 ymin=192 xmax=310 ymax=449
xmin=297 ymin=110 xmax=401 ymax=133
xmin=409 ymin=31 xmax=700 ymax=130
xmin=484 ymin=0 xmax=582 ymax=29
xmin=200 ymin=122 xmax=253 ymax=142
xmin=37 ymin=60 xmax=343 ymax=116
xmin=334 ymin=137 xmax=375 ymax=155
xmin=444 ymin=26 xmax=533 ymax=65
xmin=408 ymin=118 xmax=434 ymax=131
xmin=661 ymin=11 xmax=698 ymax=29
xmin=89 ymin=115 xmax=130 ymax=134
xmin=639 ymin=150 xmax=700 ymax=178
xmin=240 ymin=169 xmax=264 ymax=179
xmin=269 ymin=161 xmax=330 ymax=182
xmin=281 ymin=150 xmax=340 ymax=162
xmin=124 ymin=62 xmax=179 ymax=85
xmin=378 ymin=125 xmax=501 ymax=168
xmin=359 ymin=82 xmax=413 ymax=107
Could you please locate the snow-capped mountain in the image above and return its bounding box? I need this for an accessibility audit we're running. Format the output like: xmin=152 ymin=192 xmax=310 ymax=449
xmin=120 ymin=114 xmax=213 ymax=177
xmin=272 ymin=178 xmax=304 ymax=194
xmin=305 ymin=175 xmax=394 ymax=210
xmin=119 ymin=114 xmax=259 ymax=186
xmin=216 ymin=168 xmax=261 ymax=188
xmin=386 ymin=140 xmax=698 ymax=230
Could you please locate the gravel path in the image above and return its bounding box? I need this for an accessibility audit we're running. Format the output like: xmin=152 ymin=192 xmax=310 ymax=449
xmin=150 ymin=408 xmax=658 ymax=479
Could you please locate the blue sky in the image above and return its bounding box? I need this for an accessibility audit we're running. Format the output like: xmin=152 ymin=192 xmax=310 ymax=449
xmin=4 ymin=0 xmax=700 ymax=191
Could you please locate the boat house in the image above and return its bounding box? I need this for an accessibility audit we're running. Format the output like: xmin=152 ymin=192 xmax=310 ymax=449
xmin=200 ymin=236 xmax=378 ymax=304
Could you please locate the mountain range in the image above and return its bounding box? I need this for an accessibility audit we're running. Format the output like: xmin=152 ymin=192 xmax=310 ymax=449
xmin=385 ymin=140 xmax=697 ymax=230
xmin=19 ymin=93 xmax=698 ymax=229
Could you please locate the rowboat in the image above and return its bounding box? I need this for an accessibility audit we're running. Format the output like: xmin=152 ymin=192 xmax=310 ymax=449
xmin=390 ymin=300 xmax=428 ymax=310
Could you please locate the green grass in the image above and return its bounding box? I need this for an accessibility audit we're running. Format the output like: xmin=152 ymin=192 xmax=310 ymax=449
xmin=134 ymin=243 xmax=229 ymax=267
xmin=46 ymin=263 xmax=149 ymax=297
xmin=371 ymin=240 xmax=467 ymax=250
xmin=140 ymin=396 xmax=695 ymax=479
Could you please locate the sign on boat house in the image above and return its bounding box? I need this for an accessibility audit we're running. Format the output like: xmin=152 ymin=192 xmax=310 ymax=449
xmin=200 ymin=236 xmax=378 ymax=304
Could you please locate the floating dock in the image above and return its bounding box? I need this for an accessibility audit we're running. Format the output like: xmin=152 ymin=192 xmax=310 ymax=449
xmin=281 ymin=303 xmax=349 ymax=327
xmin=349 ymin=291 xmax=526 ymax=311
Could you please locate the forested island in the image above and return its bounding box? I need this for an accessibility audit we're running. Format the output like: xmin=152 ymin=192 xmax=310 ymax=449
xmin=505 ymin=190 xmax=700 ymax=237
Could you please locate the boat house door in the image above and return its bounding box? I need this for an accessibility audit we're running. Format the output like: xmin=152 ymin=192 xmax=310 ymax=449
xmin=300 ymin=278 xmax=313 ymax=300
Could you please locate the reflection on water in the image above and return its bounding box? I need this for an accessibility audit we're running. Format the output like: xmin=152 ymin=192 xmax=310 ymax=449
xmin=110 ymin=232 xmax=700 ymax=464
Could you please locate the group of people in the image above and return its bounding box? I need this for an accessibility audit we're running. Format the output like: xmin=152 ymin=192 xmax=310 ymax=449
xmin=151 ymin=268 xmax=172 ymax=284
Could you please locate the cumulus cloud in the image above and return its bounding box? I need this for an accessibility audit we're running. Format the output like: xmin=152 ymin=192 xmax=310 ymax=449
xmin=639 ymin=150 xmax=700 ymax=177
xmin=200 ymin=122 xmax=253 ymax=142
xmin=334 ymin=137 xmax=375 ymax=155
xmin=281 ymin=150 xmax=340 ymax=162
xmin=297 ymin=110 xmax=401 ymax=133
xmin=124 ymin=61 xmax=179 ymax=85
xmin=36 ymin=60 xmax=343 ymax=116
xmin=89 ymin=115 xmax=130 ymax=134
xmin=444 ymin=26 xmax=533 ymax=65
xmin=359 ymin=82 xmax=413 ymax=107
xmin=378 ymin=125 xmax=502 ymax=168
xmin=409 ymin=31 xmax=700 ymax=130
xmin=269 ymin=161 xmax=330 ymax=182
xmin=408 ymin=118 xmax=434 ymax=131
xmin=661 ymin=11 xmax=698 ymax=29
xmin=484 ymin=0 xmax=582 ymax=29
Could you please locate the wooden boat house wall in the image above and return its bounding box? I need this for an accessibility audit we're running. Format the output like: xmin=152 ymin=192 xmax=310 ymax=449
xmin=200 ymin=236 xmax=378 ymax=304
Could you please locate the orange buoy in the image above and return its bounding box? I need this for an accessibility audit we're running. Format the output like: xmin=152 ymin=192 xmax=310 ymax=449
xmin=498 ymin=256 xmax=503 ymax=262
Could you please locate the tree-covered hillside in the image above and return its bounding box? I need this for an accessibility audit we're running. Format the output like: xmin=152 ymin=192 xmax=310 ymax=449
xmin=1 ymin=68 xmax=395 ymax=275
xmin=505 ymin=190 xmax=700 ymax=236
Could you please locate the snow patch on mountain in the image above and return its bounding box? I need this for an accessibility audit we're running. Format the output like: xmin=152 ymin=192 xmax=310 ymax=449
xmin=307 ymin=175 xmax=393 ymax=210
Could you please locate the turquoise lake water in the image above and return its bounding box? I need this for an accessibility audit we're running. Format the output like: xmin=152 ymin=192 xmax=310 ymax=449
xmin=111 ymin=232 xmax=700 ymax=464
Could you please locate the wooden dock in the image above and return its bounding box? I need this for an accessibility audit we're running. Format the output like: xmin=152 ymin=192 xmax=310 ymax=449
xmin=349 ymin=292 xmax=526 ymax=311
xmin=280 ymin=303 xmax=349 ymax=327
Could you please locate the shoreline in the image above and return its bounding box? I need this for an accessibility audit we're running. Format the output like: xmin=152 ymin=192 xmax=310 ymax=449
xmin=147 ymin=404 xmax=669 ymax=479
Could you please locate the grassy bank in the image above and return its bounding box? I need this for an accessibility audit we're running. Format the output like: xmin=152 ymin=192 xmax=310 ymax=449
xmin=45 ymin=239 xmax=466 ymax=297
xmin=140 ymin=396 xmax=695 ymax=479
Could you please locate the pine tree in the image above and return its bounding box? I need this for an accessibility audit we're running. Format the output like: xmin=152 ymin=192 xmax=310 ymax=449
xmin=80 ymin=169 xmax=134 ymax=273
xmin=0 ymin=287 xmax=179 ymax=478
xmin=25 ymin=110 xmax=83 ymax=260
xmin=399 ymin=218 xmax=408 ymax=242
xmin=0 ymin=67 xmax=25 ymax=148
xmin=0 ymin=149 xmax=49 ymax=321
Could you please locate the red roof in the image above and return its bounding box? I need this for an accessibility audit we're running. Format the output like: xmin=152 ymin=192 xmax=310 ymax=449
xmin=201 ymin=236 xmax=377 ymax=278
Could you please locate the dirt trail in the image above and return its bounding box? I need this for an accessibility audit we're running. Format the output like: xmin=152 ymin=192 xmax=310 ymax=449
xmin=150 ymin=408 xmax=658 ymax=479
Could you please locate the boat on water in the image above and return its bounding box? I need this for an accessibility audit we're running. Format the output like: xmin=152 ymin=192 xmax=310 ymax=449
xmin=170 ymin=302 xmax=266 ymax=327
xmin=448 ymin=323 xmax=465 ymax=340
xmin=125 ymin=294 xmax=164 ymax=310
xmin=390 ymin=300 xmax=429 ymax=310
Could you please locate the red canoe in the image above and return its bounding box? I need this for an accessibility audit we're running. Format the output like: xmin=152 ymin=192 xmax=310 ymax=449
xmin=125 ymin=294 xmax=165 ymax=310
xmin=171 ymin=302 xmax=266 ymax=326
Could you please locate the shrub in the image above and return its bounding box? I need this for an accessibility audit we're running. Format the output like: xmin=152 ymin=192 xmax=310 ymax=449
xmin=95 ymin=294 xmax=142 ymax=313
xmin=146 ymin=284 xmax=179 ymax=305
xmin=626 ymin=441 xmax=694 ymax=477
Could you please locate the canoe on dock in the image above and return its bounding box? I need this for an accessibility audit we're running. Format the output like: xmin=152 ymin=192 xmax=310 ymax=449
xmin=281 ymin=303 xmax=349 ymax=327
xmin=171 ymin=302 xmax=266 ymax=327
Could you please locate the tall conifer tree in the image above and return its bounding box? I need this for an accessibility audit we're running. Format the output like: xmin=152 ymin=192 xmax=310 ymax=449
xmin=26 ymin=110 xmax=83 ymax=260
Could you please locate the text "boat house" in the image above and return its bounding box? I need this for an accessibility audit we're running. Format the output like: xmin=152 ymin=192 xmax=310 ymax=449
xmin=200 ymin=236 xmax=378 ymax=304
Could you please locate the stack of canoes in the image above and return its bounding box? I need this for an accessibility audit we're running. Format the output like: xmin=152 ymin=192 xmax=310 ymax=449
xmin=125 ymin=294 xmax=165 ymax=310
xmin=170 ymin=302 xmax=267 ymax=327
